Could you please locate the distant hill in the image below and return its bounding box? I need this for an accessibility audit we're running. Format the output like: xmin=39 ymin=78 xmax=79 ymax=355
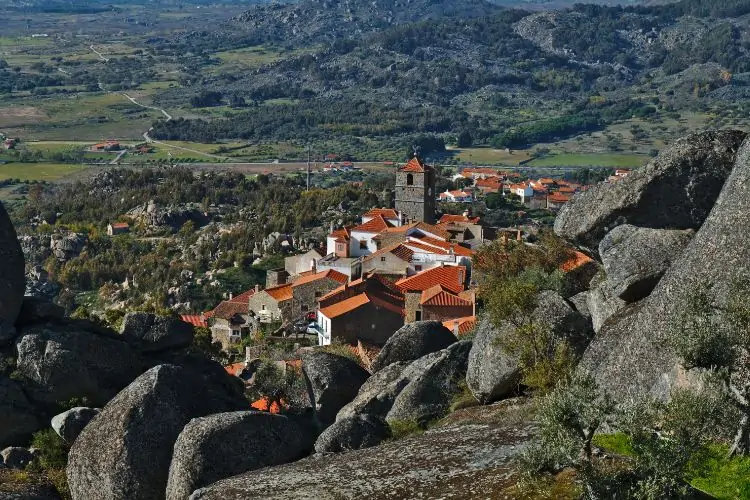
xmin=231 ymin=0 xmax=503 ymax=44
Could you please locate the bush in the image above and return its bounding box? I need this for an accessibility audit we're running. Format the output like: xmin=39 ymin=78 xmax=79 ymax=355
xmin=30 ymin=429 xmax=69 ymax=470
xmin=388 ymin=419 xmax=424 ymax=439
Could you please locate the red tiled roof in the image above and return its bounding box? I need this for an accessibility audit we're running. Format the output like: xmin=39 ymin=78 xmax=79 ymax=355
xmin=560 ymin=251 xmax=594 ymax=272
xmin=208 ymin=287 xmax=258 ymax=320
xmin=411 ymin=235 xmax=474 ymax=257
xmin=352 ymin=215 xmax=394 ymax=234
xmin=399 ymin=157 xmax=429 ymax=173
xmin=396 ymin=266 xmax=466 ymax=294
xmin=180 ymin=314 xmax=207 ymax=328
xmin=319 ymin=293 xmax=371 ymax=319
xmin=330 ymin=226 xmax=353 ymax=240
xmin=368 ymin=293 xmax=405 ymax=316
xmin=548 ymin=193 xmax=571 ymax=203
xmin=265 ymin=283 xmax=293 ymax=302
xmin=251 ymin=397 xmax=286 ymax=414
xmin=365 ymin=243 xmax=414 ymax=263
xmin=110 ymin=222 xmax=129 ymax=229
xmin=292 ymin=269 xmax=348 ymax=288
xmin=438 ymin=214 xmax=480 ymax=225
xmin=225 ymin=362 xmax=247 ymax=377
xmin=442 ymin=316 xmax=477 ymax=336
xmin=364 ymin=208 xmax=399 ymax=219
xmin=475 ymin=178 xmax=503 ymax=189
xmin=420 ymin=285 xmax=473 ymax=307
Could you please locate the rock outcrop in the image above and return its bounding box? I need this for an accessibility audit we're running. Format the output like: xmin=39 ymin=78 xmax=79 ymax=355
xmin=49 ymin=232 xmax=86 ymax=262
xmin=338 ymin=341 xmax=472 ymax=426
xmin=15 ymin=323 xmax=145 ymax=408
xmin=120 ymin=312 xmax=194 ymax=353
xmin=314 ymin=414 xmax=391 ymax=453
xmin=0 ymin=377 xmax=39 ymax=449
xmin=554 ymin=130 xmax=746 ymax=253
xmin=0 ymin=203 xmax=25 ymax=340
xmin=580 ymin=135 xmax=750 ymax=397
xmin=301 ymin=351 xmax=370 ymax=429
xmin=466 ymin=317 xmax=520 ymax=404
xmin=24 ymin=265 xmax=59 ymax=302
xmin=166 ymin=411 xmax=304 ymax=500
xmin=67 ymin=364 xmax=247 ymax=500
xmin=16 ymin=297 xmax=64 ymax=328
xmin=1 ymin=447 xmax=33 ymax=470
xmin=386 ymin=341 xmax=472 ymax=425
xmin=371 ymin=321 xmax=457 ymax=372
xmin=599 ymin=225 xmax=694 ymax=302
xmin=50 ymin=407 xmax=100 ymax=444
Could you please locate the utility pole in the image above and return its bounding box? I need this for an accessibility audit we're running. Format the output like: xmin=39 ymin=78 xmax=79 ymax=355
xmin=306 ymin=144 xmax=311 ymax=191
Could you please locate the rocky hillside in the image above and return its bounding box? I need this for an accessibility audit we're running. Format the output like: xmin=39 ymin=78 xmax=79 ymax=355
xmin=231 ymin=0 xmax=502 ymax=44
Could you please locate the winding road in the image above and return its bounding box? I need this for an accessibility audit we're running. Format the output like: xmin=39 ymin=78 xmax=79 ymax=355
xmin=89 ymin=45 xmax=235 ymax=162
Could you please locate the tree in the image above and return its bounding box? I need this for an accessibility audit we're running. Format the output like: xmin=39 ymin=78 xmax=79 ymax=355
xmin=456 ymin=130 xmax=473 ymax=148
xmin=670 ymin=279 xmax=750 ymax=456
xmin=474 ymin=231 xmax=576 ymax=392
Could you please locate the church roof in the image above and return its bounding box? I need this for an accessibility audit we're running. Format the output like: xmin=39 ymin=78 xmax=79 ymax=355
xmin=399 ymin=157 xmax=431 ymax=173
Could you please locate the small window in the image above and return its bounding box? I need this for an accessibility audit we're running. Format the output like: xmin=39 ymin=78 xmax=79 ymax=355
xmin=415 ymin=265 xmax=423 ymax=272
xmin=261 ymin=304 xmax=266 ymax=311
xmin=415 ymin=311 xmax=422 ymax=321
xmin=359 ymin=240 xmax=367 ymax=249
xmin=314 ymin=291 xmax=322 ymax=298
xmin=301 ymin=304 xmax=309 ymax=312
xmin=381 ymin=256 xmax=387 ymax=262
xmin=406 ymin=173 xmax=414 ymax=185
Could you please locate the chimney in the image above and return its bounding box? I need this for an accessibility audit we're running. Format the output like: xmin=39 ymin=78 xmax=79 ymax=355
xmin=453 ymin=320 xmax=460 ymax=336
xmin=229 ymin=292 xmax=233 ymax=300
xmin=517 ymin=229 xmax=522 ymax=242
xmin=462 ymin=209 xmax=469 ymax=218
xmin=310 ymin=259 xmax=317 ymax=273
xmin=254 ymin=284 xmax=260 ymax=293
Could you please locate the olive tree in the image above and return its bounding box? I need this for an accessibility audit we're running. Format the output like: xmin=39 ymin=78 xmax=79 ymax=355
xmin=670 ymin=280 xmax=750 ymax=456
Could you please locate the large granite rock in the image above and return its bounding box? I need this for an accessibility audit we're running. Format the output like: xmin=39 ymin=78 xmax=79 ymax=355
xmin=24 ymin=265 xmax=60 ymax=302
xmin=466 ymin=317 xmax=520 ymax=404
xmin=166 ymin=411 xmax=304 ymax=500
xmin=1 ymin=447 xmax=33 ymax=470
xmin=338 ymin=342 xmax=473 ymax=427
xmin=599 ymin=225 xmax=694 ymax=302
xmin=15 ymin=297 xmax=65 ymax=328
xmin=554 ymin=130 xmax=746 ymax=253
xmin=466 ymin=293 xmax=593 ymax=404
xmin=0 ymin=377 xmax=40 ymax=448
xmin=580 ymin=136 xmax=750 ymax=397
xmin=67 ymin=364 xmax=247 ymax=500
xmin=49 ymin=232 xmax=86 ymax=262
xmin=371 ymin=321 xmax=457 ymax=372
xmin=50 ymin=407 xmax=100 ymax=444
xmin=586 ymin=274 xmax=628 ymax=333
xmin=0 ymin=203 xmax=25 ymax=343
xmin=120 ymin=312 xmax=194 ymax=352
xmin=314 ymin=414 xmax=391 ymax=453
xmin=14 ymin=323 xmax=145 ymax=408
xmin=302 ymin=351 xmax=370 ymax=429
xmin=386 ymin=340 xmax=472 ymax=425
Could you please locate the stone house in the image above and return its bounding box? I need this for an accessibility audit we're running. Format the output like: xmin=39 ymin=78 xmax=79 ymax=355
xmin=288 ymin=269 xmax=348 ymax=320
xmin=395 ymin=265 xmax=470 ymax=323
xmin=316 ymin=275 xmax=404 ymax=346
xmin=208 ymin=287 xmax=258 ymax=350
xmin=361 ymin=244 xmax=414 ymax=278
xmin=284 ymin=248 xmax=324 ymax=277
xmin=316 ymin=253 xmax=362 ymax=281
xmin=107 ymin=222 xmax=130 ymax=236
xmin=247 ymin=283 xmax=293 ymax=324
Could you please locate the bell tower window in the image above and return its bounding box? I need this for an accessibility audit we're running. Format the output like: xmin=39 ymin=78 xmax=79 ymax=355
xmin=406 ymin=173 xmax=414 ymax=186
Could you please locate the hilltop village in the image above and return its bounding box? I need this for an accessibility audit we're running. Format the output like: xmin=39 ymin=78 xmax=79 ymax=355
xmin=182 ymin=157 xmax=618 ymax=374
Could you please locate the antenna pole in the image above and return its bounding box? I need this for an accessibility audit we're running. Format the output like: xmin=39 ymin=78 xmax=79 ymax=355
xmin=306 ymin=145 xmax=311 ymax=191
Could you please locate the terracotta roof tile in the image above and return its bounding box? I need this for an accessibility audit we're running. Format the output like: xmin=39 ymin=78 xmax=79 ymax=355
xmin=180 ymin=314 xmax=207 ymax=328
xmin=364 ymin=208 xmax=398 ymax=219
xmin=548 ymin=193 xmax=571 ymax=203
xmin=442 ymin=316 xmax=477 ymax=336
xmin=411 ymin=235 xmax=474 ymax=257
xmin=399 ymin=157 xmax=430 ymax=173
xmin=420 ymin=285 xmax=473 ymax=307
xmin=438 ymin=214 xmax=480 ymax=224
xmin=352 ymin=215 xmax=394 ymax=234
xmin=292 ymin=269 xmax=348 ymax=287
xmin=265 ymin=283 xmax=293 ymax=301
xmin=560 ymin=251 xmax=594 ymax=272
xmin=224 ymin=362 xmax=247 ymax=377
xmin=365 ymin=243 xmax=414 ymax=263
xmin=330 ymin=226 xmax=353 ymax=240
xmin=396 ymin=266 xmax=466 ymax=294
xmin=319 ymin=293 xmax=370 ymax=319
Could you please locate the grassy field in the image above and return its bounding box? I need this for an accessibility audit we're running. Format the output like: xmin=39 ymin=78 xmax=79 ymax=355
xmin=527 ymin=153 xmax=648 ymax=168
xmin=449 ymin=147 xmax=533 ymax=166
xmin=0 ymin=162 xmax=88 ymax=181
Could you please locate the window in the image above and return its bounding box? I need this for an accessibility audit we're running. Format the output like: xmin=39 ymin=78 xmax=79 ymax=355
xmin=301 ymin=304 xmax=309 ymax=312
xmin=406 ymin=173 xmax=414 ymax=185
xmin=261 ymin=304 xmax=266 ymax=311
xmin=381 ymin=256 xmax=387 ymax=262
xmin=415 ymin=311 xmax=422 ymax=321
xmin=314 ymin=291 xmax=322 ymax=298
xmin=415 ymin=265 xmax=422 ymax=272
xmin=359 ymin=240 xmax=367 ymax=249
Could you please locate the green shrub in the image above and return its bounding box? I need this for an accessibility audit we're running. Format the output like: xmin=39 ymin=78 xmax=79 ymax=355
xmin=388 ymin=419 xmax=424 ymax=440
xmin=30 ymin=429 xmax=69 ymax=470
